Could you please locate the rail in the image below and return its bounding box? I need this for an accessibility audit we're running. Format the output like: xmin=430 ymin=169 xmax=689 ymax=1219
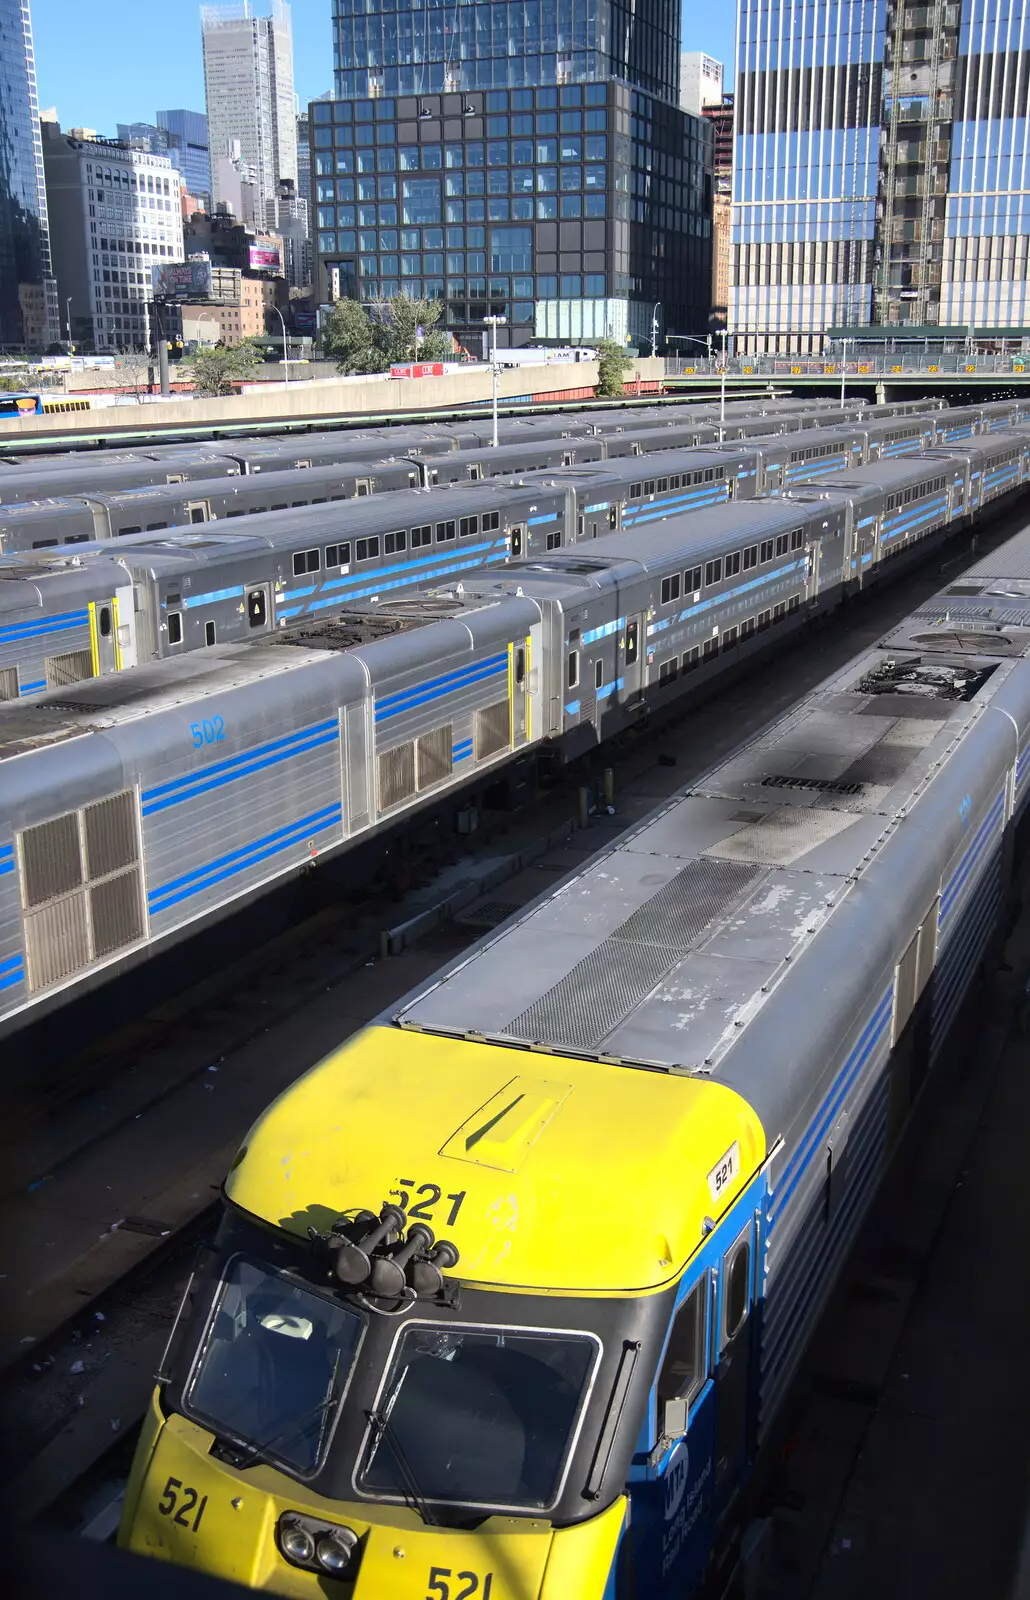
xmin=665 ymin=353 xmax=1030 ymax=378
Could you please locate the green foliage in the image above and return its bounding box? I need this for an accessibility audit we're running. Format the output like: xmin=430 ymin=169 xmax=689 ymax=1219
xmin=189 ymin=340 xmax=261 ymax=397
xmin=322 ymin=294 xmax=451 ymax=374
xmin=594 ymin=339 xmax=633 ymax=399
xmin=0 ymin=372 xmax=31 ymax=393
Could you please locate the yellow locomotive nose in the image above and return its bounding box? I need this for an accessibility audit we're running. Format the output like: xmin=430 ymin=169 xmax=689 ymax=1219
xmin=122 ymin=1394 xmax=627 ymax=1598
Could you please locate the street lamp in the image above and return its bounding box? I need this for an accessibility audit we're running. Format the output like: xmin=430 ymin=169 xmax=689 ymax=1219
xmin=65 ymin=296 xmax=73 ymax=350
xmin=483 ymin=314 xmax=506 ymax=447
xmin=666 ymin=333 xmax=713 ymax=366
xmin=272 ymin=306 xmax=291 ymax=386
xmin=650 ymin=301 xmax=662 ymax=356
xmin=718 ymin=328 xmax=733 ymax=424
xmin=195 ymin=311 xmax=219 ymax=347
xmin=840 ymin=336 xmax=850 ymax=406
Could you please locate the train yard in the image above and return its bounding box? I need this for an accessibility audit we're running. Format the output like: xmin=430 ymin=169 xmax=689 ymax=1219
xmin=3 ymin=393 xmax=1030 ymax=1598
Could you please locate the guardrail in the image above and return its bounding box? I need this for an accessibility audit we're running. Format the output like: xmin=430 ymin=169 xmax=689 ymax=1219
xmin=665 ymin=354 xmax=1030 ymax=378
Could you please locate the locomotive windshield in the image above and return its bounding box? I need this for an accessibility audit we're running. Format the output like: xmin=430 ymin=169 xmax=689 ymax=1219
xmin=358 ymin=1324 xmax=598 ymax=1511
xmin=185 ymin=1258 xmax=363 ymax=1474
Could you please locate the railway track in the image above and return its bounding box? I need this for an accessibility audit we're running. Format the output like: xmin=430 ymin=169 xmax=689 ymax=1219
xmin=3 ymin=507 xmax=1026 ymax=1547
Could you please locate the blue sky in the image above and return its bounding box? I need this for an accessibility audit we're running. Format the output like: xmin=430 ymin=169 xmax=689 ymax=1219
xmin=31 ymin=1 xmax=735 ymax=131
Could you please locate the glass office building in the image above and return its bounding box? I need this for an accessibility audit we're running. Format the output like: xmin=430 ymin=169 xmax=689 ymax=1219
xmin=332 ymin=0 xmax=681 ymax=104
xmin=732 ymin=0 xmax=1030 ymax=351
xmin=312 ymin=81 xmax=713 ymax=349
xmin=0 ymin=0 xmax=58 ymax=349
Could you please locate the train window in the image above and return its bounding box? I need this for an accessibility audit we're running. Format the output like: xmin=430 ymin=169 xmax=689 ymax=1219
xmin=625 ymin=620 xmax=638 ymax=665
xmin=644 ymin=480 xmax=655 ymax=496
xmin=325 ymin=542 xmax=351 ymax=567
xmin=291 ymin=500 xmax=309 ymax=508
xmin=247 ymin=590 xmax=267 ymax=629
xmin=630 ymin=482 xmax=642 ymax=498
xmin=459 ymin=516 xmax=479 ymax=537
xmin=704 ymin=558 xmax=722 ymax=586
xmin=356 ymin=536 xmax=380 ymax=562
xmin=704 ymin=469 xmax=714 ymax=483
xmin=790 ymin=529 xmax=805 ymax=551
xmin=724 ymin=551 xmax=741 ymax=577
xmin=167 ymin=612 xmax=183 ymax=645
xmin=515 ymin=646 xmax=526 ymax=686
xmin=693 ymin=471 xmax=704 ymax=485
xmin=205 ymin=621 xmax=216 ymax=646
xmin=658 ymin=658 xmax=678 ymax=685
xmin=703 ymin=636 xmax=718 ymax=659
xmin=411 ymin=524 xmax=432 ymax=548
xmin=309 ymin=497 xmax=327 ymax=505
xmin=121 ymin=525 xmax=142 ymax=534
xmin=670 ymin=474 xmax=681 ymax=489
xmin=225 ymin=509 xmax=246 ymax=517
xmin=682 ymin=646 xmax=700 ymax=673
xmin=774 ymin=601 xmax=787 ymax=619
xmin=594 ymin=658 xmax=604 ymax=689
xmin=759 ymin=540 xmax=773 ymax=563
xmin=293 ymin=548 xmax=321 ymax=576
xmin=657 ymin=477 xmax=668 ymax=492
xmin=383 ymin=531 xmax=407 ymax=554
xmin=743 ymin=545 xmax=757 ymax=570
xmin=330 ymin=495 xmax=347 ymax=503
xmin=146 ymin=521 xmax=168 ymax=531
xmin=567 ymin=649 xmax=579 ymax=689
xmin=721 ymin=1231 xmax=751 ymax=1347
xmin=546 ymin=530 xmax=562 ymax=550
xmin=788 ymin=595 xmax=801 ymax=612
xmin=661 ymin=573 xmax=681 ymax=605
xmin=722 ymin=625 xmax=738 ymax=649
xmin=436 ymin=520 xmax=456 ymax=542
xmin=99 ymin=607 xmax=112 ymax=638
xmin=656 ymin=1275 xmax=707 ymax=1419
xmin=483 ymin=512 xmax=500 ymax=532
xmin=741 ymin=617 xmax=756 ymax=638
xmin=757 ymin=609 xmax=771 ymax=631
xmin=271 ymin=503 xmax=288 ymax=512
xmin=684 ymin=565 xmax=702 ymax=594
xmin=775 ymin=534 xmax=789 ymax=556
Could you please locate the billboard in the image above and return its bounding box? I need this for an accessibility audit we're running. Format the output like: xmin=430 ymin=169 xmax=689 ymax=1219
xmin=248 ymin=243 xmax=282 ymax=272
xmin=151 ymin=260 xmax=213 ymax=301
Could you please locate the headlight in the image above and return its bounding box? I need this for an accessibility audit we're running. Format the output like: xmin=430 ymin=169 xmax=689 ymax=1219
xmin=277 ymin=1512 xmax=360 ymax=1580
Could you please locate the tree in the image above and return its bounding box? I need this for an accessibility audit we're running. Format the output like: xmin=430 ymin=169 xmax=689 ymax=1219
xmin=188 ymin=340 xmax=261 ymax=398
xmin=594 ymin=339 xmax=633 ymax=399
xmin=322 ymin=293 xmax=451 ymax=374
xmin=115 ymin=348 xmax=154 ymax=404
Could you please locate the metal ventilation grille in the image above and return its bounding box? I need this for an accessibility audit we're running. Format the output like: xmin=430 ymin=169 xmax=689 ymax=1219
xmin=378 ymin=741 xmax=416 ymax=810
xmin=416 ymin=724 xmax=452 ymax=791
xmin=16 ymin=789 xmax=144 ymax=993
xmin=45 ymin=649 xmax=93 ymax=690
xmin=20 ymin=812 xmax=82 ymax=907
xmin=502 ymin=858 xmax=761 ymax=1051
xmin=475 ymin=699 xmax=510 ymax=760
xmin=0 ymin=666 xmax=18 ymax=702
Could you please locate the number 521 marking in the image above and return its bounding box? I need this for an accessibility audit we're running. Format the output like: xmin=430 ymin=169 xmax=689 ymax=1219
xmin=390 ymin=1181 xmax=466 ymax=1227
xmin=156 ymin=1475 xmax=208 ymax=1532
xmin=426 ymin=1568 xmax=493 ymax=1600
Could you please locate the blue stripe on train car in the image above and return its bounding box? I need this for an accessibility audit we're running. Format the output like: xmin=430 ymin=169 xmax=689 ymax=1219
xmin=452 ymin=738 xmax=474 ymax=763
xmin=19 ymin=679 xmax=47 ymax=695
xmin=141 ymin=719 xmax=340 ymax=817
xmin=0 ymin=844 xmax=14 ymax=876
xmin=939 ymin=790 xmax=1006 ymax=923
xmin=0 ymin=608 xmax=90 ymax=645
xmin=375 ymin=653 xmax=508 ymax=724
xmin=0 ymin=952 xmax=24 ymax=991
xmin=148 ymin=802 xmax=343 ymax=916
xmin=768 ymin=985 xmax=894 ymax=1231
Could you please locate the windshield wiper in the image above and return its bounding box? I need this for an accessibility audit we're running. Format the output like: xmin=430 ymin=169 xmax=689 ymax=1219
xmin=366 ymin=1405 xmax=438 ymax=1527
xmin=218 ymin=1388 xmax=338 ymax=1473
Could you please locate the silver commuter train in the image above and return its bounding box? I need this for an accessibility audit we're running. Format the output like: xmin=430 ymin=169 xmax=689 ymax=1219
xmin=0 ymin=434 xmax=1026 ymax=1033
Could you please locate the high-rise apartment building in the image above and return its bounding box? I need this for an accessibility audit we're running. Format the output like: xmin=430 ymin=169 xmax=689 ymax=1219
xmin=703 ymin=95 xmax=733 ymax=327
xmin=42 ymin=121 xmax=184 ymax=351
xmin=202 ymin=1 xmax=298 ymax=229
xmin=733 ymin=0 xmax=1030 ymax=351
xmin=680 ymin=52 xmax=723 ymax=116
xmin=315 ymin=1 xmax=713 ymax=349
xmin=0 ymin=0 xmax=58 ymax=348
xmin=331 ymin=0 xmax=681 ymax=103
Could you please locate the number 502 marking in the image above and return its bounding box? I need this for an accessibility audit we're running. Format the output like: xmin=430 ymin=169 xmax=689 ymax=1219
xmin=427 ymin=1568 xmax=493 ymax=1600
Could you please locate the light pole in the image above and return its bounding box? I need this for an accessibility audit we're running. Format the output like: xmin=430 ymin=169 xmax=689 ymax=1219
xmin=483 ymin=314 xmax=506 ymax=447
xmin=718 ymin=328 xmax=732 ymax=424
xmin=65 ymin=296 xmax=73 ymax=350
xmin=840 ymin=336 xmax=850 ymax=406
xmin=273 ymin=306 xmax=291 ymax=386
xmin=650 ymin=301 xmax=662 ymax=356
xmin=196 ymin=311 xmax=219 ymax=347
xmin=666 ymin=333 xmax=713 ymax=367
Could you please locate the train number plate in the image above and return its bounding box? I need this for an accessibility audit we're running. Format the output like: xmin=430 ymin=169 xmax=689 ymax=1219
xmin=706 ymin=1141 xmax=740 ymax=1204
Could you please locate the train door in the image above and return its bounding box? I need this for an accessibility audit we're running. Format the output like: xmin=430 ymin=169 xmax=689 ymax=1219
xmin=510 ymin=638 xmax=530 ymax=746
xmin=621 ymin=613 xmax=644 ymax=702
xmin=764 ymin=461 xmax=783 ymax=491
xmin=245 ymin=583 xmax=272 ymax=632
xmin=713 ymin=1219 xmax=755 ymax=1490
xmin=355 ymin=478 xmax=371 ymax=497
xmin=92 ymin=600 xmax=119 ymax=677
xmin=185 ymin=501 xmax=209 ymax=524
xmin=510 ymin=522 xmax=526 ymax=558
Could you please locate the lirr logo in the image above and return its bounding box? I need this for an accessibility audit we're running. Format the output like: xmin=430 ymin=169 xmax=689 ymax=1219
xmin=664 ymin=1444 xmax=689 ymax=1522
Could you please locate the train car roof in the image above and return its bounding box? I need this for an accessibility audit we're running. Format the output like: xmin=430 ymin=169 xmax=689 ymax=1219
xmin=393 ymin=635 xmax=1029 ymax=1126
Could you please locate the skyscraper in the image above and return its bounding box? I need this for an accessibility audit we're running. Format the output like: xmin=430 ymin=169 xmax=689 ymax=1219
xmin=331 ymin=0 xmax=681 ymax=103
xmin=315 ymin=0 xmax=713 ymax=349
xmin=202 ymin=1 xmax=297 ymax=228
xmin=732 ymin=0 xmax=1030 ymax=352
xmin=680 ymin=52 xmax=723 ymax=116
xmin=0 ymin=0 xmax=58 ymax=348
xmin=157 ymin=110 xmax=213 ymax=206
